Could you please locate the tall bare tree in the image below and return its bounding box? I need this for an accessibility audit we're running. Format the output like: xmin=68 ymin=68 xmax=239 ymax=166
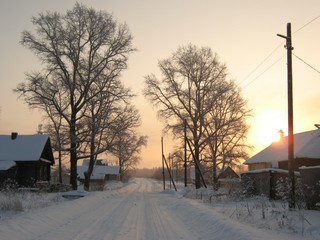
xmin=78 ymin=81 xmax=134 ymax=190
xmin=14 ymin=3 xmax=135 ymax=189
xmin=43 ymin=104 xmax=69 ymax=184
xmin=110 ymin=105 xmax=147 ymax=181
xmin=144 ymin=44 xmax=251 ymax=189
xmin=201 ymin=80 xmax=251 ymax=189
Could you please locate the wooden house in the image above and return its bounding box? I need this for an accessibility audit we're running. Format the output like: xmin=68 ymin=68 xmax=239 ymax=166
xmin=217 ymin=166 xmax=241 ymax=190
xmin=0 ymin=133 xmax=54 ymax=187
xmin=77 ymin=160 xmax=120 ymax=189
xmin=218 ymin=166 xmax=239 ymax=179
xmin=242 ymin=128 xmax=320 ymax=200
xmin=245 ymin=129 xmax=320 ymax=171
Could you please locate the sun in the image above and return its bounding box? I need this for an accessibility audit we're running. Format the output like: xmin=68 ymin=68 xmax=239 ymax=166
xmin=252 ymin=110 xmax=287 ymax=147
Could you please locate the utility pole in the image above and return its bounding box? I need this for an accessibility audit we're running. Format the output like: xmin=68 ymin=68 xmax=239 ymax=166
xmin=169 ymin=153 xmax=172 ymax=189
xmin=161 ymin=137 xmax=165 ymax=190
xmin=184 ymin=119 xmax=187 ymax=187
xmin=277 ymin=22 xmax=295 ymax=209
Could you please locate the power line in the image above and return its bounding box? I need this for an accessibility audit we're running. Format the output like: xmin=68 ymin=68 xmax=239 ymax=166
xmin=239 ymin=14 xmax=320 ymax=88
xmin=292 ymin=52 xmax=320 ymax=75
xmin=238 ymin=42 xmax=284 ymax=86
xmin=293 ymin=14 xmax=320 ymax=34
xmin=242 ymin=54 xmax=285 ymax=89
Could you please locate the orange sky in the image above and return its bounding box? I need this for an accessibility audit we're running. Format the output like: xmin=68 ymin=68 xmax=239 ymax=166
xmin=1 ymin=1 xmax=320 ymax=168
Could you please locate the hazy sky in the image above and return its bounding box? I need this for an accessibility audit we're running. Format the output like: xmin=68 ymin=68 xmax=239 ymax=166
xmin=1 ymin=0 xmax=320 ymax=168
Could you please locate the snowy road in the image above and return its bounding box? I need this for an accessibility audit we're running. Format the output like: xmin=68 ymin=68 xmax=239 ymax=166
xmin=0 ymin=178 xmax=287 ymax=240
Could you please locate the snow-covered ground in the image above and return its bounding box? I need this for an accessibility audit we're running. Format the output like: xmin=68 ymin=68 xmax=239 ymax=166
xmin=0 ymin=178 xmax=319 ymax=240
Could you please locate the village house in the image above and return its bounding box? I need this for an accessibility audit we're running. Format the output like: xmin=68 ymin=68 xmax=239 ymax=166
xmin=245 ymin=128 xmax=320 ymax=171
xmin=77 ymin=159 xmax=120 ymax=190
xmin=0 ymin=133 xmax=54 ymax=187
xmin=200 ymin=166 xmax=242 ymax=194
xmin=217 ymin=166 xmax=241 ymax=189
xmin=242 ymin=128 xmax=320 ymax=206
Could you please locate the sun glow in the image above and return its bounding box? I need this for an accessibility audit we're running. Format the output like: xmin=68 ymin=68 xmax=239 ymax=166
xmin=253 ymin=110 xmax=287 ymax=147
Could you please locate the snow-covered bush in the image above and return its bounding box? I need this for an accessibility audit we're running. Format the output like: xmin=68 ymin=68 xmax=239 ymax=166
xmin=0 ymin=179 xmax=18 ymax=191
xmin=0 ymin=180 xmax=23 ymax=212
xmin=275 ymin=177 xmax=306 ymax=209
xmin=275 ymin=177 xmax=289 ymax=201
xmin=241 ymin=175 xmax=255 ymax=197
xmin=303 ymin=179 xmax=320 ymax=209
xmin=0 ymin=192 xmax=23 ymax=212
xmin=0 ymin=189 xmax=65 ymax=215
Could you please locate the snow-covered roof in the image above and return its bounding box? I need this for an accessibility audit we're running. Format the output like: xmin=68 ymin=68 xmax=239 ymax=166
xmin=0 ymin=134 xmax=53 ymax=162
xmin=299 ymin=165 xmax=320 ymax=170
xmin=0 ymin=160 xmax=16 ymax=170
xmin=245 ymin=129 xmax=320 ymax=167
xmin=241 ymin=168 xmax=301 ymax=177
xmin=82 ymin=159 xmax=106 ymax=166
xmin=77 ymin=165 xmax=120 ymax=180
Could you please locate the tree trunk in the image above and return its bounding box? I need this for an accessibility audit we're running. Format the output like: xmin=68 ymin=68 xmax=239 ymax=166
xmin=70 ymin=150 xmax=77 ymax=190
xmin=84 ymin=135 xmax=96 ymax=191
xmin=69 ymin=116 xmax=78 ymax=190
xmin=84 ymin=157 xmax=95 ymax=191
xmin=212 ymin=157 xmax=218 ymax=191
xmin=118 ymin=156 xmax=123 ymax=182
xmin=194 ymin=142 xmax=201 ymax=189
xmin=58 ymin=149 xmax=62 ymax=184
xmin=84 ymin=162 xmax=93 ymax=191
xmin=84 ymin=171 xmax=89 ymax=191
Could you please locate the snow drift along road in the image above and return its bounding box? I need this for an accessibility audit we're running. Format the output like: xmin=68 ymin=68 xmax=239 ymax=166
xmin=0 ymin=178 xmax=290 ymax=240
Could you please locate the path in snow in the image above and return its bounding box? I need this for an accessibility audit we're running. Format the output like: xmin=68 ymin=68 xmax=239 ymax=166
xmin=0 ymin=178 xmax=292 ymax=240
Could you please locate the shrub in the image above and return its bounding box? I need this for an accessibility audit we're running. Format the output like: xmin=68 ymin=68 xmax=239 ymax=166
xmin=0 ymin=193 xmax=23 ymax=212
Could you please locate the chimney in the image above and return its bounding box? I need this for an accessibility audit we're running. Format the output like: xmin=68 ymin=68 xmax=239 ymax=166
xmin=11 ymin=132 xmax=18 ymax=140
xmin=278 ymin=129 xmax=284 ymax=139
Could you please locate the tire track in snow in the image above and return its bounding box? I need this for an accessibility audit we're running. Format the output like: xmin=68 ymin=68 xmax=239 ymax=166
xmin=0 ymin=178 xmax=297 ymax=240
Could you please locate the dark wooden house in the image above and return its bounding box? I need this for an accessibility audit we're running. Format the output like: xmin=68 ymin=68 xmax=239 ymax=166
xmin=0 ymin=133 xmax=54 ymax=187
xmin=217 ymin=166 xmax=241 ymax=190
xmin=218 ymin=166 xmax=239 ymax=179
xmin=242 ymin=128 xmax=320 ymax=200
xmin=245 ymin=129 xmax=320 ymax=171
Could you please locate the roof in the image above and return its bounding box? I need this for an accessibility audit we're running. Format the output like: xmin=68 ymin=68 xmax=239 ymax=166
xmin=217 ymin=166 xmax=239 ymax=179
xmin=0 ymin=134 xmax=54 ymax=163
xmin=77 ymin=165 xmax=120 ymax=180
xmin=245 ymin=129 xmax=320 ymax=167
xmin=82 ymin=159 xmax=106 ymax=166
xmin=241 ymin=168 xmax=300 ymax=176
xmin=0 ymin=160 xmax=16 ymax=171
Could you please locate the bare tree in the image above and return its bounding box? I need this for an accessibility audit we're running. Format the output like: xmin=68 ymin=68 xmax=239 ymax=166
xmin=78 ymin=81 xmax=134 ymax=190
xmin=201 ymin=80 xmax=251 ymax=189
xmin=14 ymin=3 xmax=135 ymax=189
xmin=43 ymin=106 xmax=69 ymax=184
xmin=110 ymin=105 xmax=147 ymax=181
xmin=144 ymin=44 xmax=251 ymax=189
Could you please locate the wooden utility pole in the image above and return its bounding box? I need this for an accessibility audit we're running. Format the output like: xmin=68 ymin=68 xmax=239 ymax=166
xmin=161 ymin=137 xmax=165 ymax=190
xmin=161 ymin=137 xmax=177 ymax=191
xmin=162 ymin=153 xmax=177 ymax=191
xmin=185 ymin=138 xmax=207 ymax=188
xmin=169 ymin=153 xmax=172 ymax=189
xmin=277 ymin=22 xmax=295 ymax=209
xmin=184 ymin=119 xmax=187 ymax=187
